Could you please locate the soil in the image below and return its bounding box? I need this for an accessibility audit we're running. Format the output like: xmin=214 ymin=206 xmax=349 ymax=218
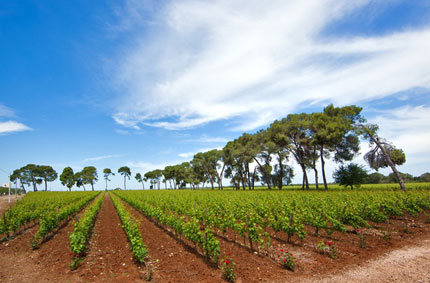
xmin=0 ymin=193 xmax=429 ymax=283
xmin=122 ymin=199 xmax=222 ymax=282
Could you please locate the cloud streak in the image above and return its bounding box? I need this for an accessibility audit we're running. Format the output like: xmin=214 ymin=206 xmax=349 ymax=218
xmin=81 ymin=154 xmax=122 ymax=163
xmin=111 ymin=0 xmax=430 ymax=132
xmin=0 ymin=121 xmax=31 ymax=135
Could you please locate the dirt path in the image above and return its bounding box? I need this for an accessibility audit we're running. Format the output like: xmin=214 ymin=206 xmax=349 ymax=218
xmin=77 ymin=193 xmax=145 ymax=282
xmin=122 ymin=200 xmax=222 ymax=282
xmin=301 ymin=237 xmax=430 ymax=283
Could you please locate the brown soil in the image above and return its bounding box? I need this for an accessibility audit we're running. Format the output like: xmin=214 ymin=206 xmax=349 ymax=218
xmin=75 ymin=192 xmax=145 ymax=282
xmin=1 ymin=193 xmax=429 ymax=283
xmin=122 ymin=199 xmax=222 ymax=282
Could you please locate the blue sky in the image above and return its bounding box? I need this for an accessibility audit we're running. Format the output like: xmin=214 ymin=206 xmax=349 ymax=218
xmin=1 ymin=0 xmax=429 ymax=190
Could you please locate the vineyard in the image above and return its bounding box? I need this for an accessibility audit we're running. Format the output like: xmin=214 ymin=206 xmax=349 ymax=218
xmin=1 ymin=187 xmax=430 ymax=282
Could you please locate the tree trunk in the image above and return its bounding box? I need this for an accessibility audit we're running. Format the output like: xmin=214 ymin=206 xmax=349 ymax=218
xmin=313 ymin=167 xmax=319 ymax=191
xmin=278 ymin=154 xmax=283 ymax=190
xmin=124 ymin=176 xmax=127 ymax=190
xmin=320 ymin=146 xmax=328 ymax=190
xmin=299 ymin=164 xmax=309 ymax=190
xmin=106 ymin=179 xmax=108 ymax=191
xmin=253 ymin=157 xmax=271 ymax=189
xmin=369 ymin=134 xmax=406 ymax=191
xmin=313 ymin=145 xmax=319 ymax=190
xmin=210 ymin=177 xmax=214 ymax=190
xmin=217 ymin=163 xmax=226 ymax=190
xmin=91 ymin=181 xmax=94 ymax=191
xmin=44 ymin=179 xmax=48 ymax=191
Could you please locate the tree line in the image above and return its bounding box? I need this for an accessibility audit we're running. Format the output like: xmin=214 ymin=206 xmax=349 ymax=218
xmin=8 ymin=104 xmax=409 ymax=192
xmin=141 ymin=104 xmax=407 ymax=191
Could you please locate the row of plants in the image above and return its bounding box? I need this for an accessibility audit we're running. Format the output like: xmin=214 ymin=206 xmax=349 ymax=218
xmin=32 ymin=192 xmax=100 ymax=248
xmin=112 ymin=191 xmax=220 ymax=263
xmin=109 ymin=192 xmax=148 ymax=264
xmin=114 ymin=190 xmax=430 ymax=254
xmin=1 ymin=191 xmax=98 ymax=237
xmin=68 ymin=193 xmax=104 ymax=269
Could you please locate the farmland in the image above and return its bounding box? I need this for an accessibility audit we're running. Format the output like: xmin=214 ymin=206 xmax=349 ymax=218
xmin=1 ymin=187 xmax=430 ymax=282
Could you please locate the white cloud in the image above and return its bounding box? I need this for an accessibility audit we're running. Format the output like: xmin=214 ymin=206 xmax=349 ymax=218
xmin=178 ymin=147 xmax=223 ymax=159
xmin=126 ymin=161 xmax=171 ymax=172
xmin=0 ymin=104 xmax=14 ymax=117
xmin=0 ymin=121 xmax=31 ymax=135
xmin=111 ymin=0 xmax=430 ymax=132
xmin=185 ymin=134 xmax=229 ymax=143
xmin=81 ymin=154 xmax=122 ymax=163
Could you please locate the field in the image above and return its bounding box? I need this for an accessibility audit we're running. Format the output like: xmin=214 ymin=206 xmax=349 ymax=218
xmin=1 ymin=187 xmax=430 ymax=282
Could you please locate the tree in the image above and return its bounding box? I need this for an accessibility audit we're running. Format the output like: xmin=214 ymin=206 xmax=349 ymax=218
xmin=311 ymin=105 xmax=362 ymax=190
xmin=81 ymin=166 xmax=98 ymax=191
xmin=333 ymin=163 xmax=367 ymax=190
xmin=418 ymin=172 xmax=430 ymax=182
xmin=359 ymin=124 xmax=406 ymax=191
xmin=10 ymin=168 xmax=27 ymax=193
xmin=60 ymin=167 xmax=75 ymax=191
xmin=144 ymin=170 xmax=163 ymax=189
xmin=103 ymin=168 xmax=114 ymax=190
xmin=192 ymin=151 xmax=218 ymax=190
xmin=74 ymin=171 xmax=86 ymax=191
xmin=39 ymin=165 xmax=58 ymax=191
xmin=364 ymin=172 xmax=385 ymax=184
xmin=278 ymin=114 xmax=312 ymax=190
xmin=135 ymin=173 xmax=145 ymax=190
xmin=118 ymin=166 xmax=131 ymax=190
xmin=20 ymin=164 xmax=42 ymax=192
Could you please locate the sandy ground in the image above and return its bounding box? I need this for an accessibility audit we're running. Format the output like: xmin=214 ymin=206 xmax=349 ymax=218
xmin=302 ymin=238 xmax=430 ymax=283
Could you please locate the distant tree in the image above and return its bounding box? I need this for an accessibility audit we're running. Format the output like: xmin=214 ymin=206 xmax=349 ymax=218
xmin=192 ymin=151 xmax=218 ymax=190
xmin=20 ymin=164 xmax=43 ymax=192
xmin=10 ymin=168 xmax=27 ymax=193
xmin=388 ymin=172 xmax=413 ymax=183
xmin=144 ymin=170 xmax=161 ymax=189
xmin=364 ymin=172 xmax=385 ymax=184
xmin=103 ymin=168 xmax=114 ymax=190
xmin=135 ymin=173 xmax=145 ymax=190
xmin=118 ymin=166 xmax=131 ymax=190
xmin=60 ymin=167 xmax=75 ymax=191
xmin=272 ymin=164 xmax=294 ymax=188
xmin=419 ymin=172 xmax=430 ymax=182
xmin=39 ymin=165 xmax=58 ymax=191
xmin=359 ymin=124 xmax=406 ymax=191
xmin=333 ymin=163 xmax=368 ymax=190
xmin=81 ymin=166 xmax=98 ymax=191
xmin=74 ymin=171 xmax=86 ymax=191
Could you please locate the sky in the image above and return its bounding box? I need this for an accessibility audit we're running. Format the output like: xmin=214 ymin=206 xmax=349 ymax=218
xmin=0 ymin=0 xmax=429 ymax=190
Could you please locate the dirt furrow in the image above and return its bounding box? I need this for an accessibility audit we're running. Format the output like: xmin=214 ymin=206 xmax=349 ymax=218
xmin=77 ymin=192 xmax=144 ymax=282
xmin=121 ymin=199 xmax=222 ymax=283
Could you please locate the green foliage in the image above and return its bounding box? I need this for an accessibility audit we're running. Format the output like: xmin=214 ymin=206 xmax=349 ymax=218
xmin=109 ymin=192 xmax=148 ymax=263
xmin=60 ymin=167 xmax=75 ymax=191
xmin=69 ymin=193 xmax=104 ymax=267
xmin=333 ymin=163 xmax=368 ymax=190
xmin=118 ymin=166 xmax=131 ymax=190
xmin=81 ymin=166 xmax=98 ymax=191
xmin=0 ymin=192 xmax=98 ymax=237
xmin=32 ymin=192 xmax=99 ymax=248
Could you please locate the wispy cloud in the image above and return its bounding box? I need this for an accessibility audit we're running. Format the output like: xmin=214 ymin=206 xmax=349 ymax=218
xmin=110 ymin=0 xmax=430 ymax=131
xmin=81 ymin=154 xmax=122 ymax=163
xmin=185 ymin=134 xmax=229 ymax=144
xmin=178 ymin=147 xmax=223 ymax=159
xmin=0 ymin=104 xmax=15 ymax=117
xmin=0 ymin=121 xmax=31 ymax=135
